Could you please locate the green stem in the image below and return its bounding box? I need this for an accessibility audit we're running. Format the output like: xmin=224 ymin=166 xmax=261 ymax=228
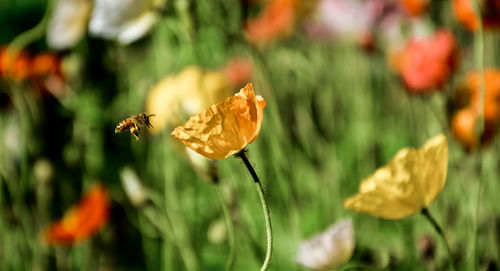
xmin=421 ymin=208 xmax=455 ymax=271
xmin=235 ymin=150 xmax=273 ymax=271
xmin=472 ymin=2 xmax=485 ymax=270
xmin=162 ymin=135 xmax=199 ymax=271
xmin=7 ymin=0 xmax=53 ymax=52
xmin=214 ymin=187 xmax=236 ymax=271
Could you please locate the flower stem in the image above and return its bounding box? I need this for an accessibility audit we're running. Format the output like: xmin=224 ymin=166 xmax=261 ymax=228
xmin=214 ymin=187 xmax=236 ymax=271
xmin=421 ymin=208 xmax=455 ymax=271
xmin=235 ymin=150 xmax=273 ymax=271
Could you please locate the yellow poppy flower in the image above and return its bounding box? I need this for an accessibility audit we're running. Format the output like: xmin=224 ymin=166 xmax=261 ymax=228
xmin=343 ymin=134 xmax=448 ymax=219
xmin=145 ymin=66 xmax=234 ymax=134
xmin=171 ymin=83 xmax=266 ymax=160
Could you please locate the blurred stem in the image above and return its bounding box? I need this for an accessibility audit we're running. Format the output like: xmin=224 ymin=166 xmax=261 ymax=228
xmin=472 ymin=2 xmax=485 ymax=270
xmin=235 ymin=150 xmax=273 ymax=271
xmin=174 ymin=0 xmax=195 ymax=39
xmin=142 ymin=205 xmax=174 ymax=239
xmin=7 ymin=0 xmax=53 ymax=52
xmin=421 ymin=208 xmax=455 ymax=271
xmin=162 ymin=135 xmax=199 ymax=271
xmin=213 ymin=187 xmax=236 ymax=271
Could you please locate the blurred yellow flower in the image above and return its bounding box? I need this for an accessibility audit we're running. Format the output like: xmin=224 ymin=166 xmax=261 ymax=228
xmin=145 ymin=66 xmax=235 ymax=134
xmin=296 ymin=218 xmax=354 ymax=271
xmin=171 ymin=83 xmax=266 ymax=160
xmin=344 ymin=134 xmax=448 ymax=219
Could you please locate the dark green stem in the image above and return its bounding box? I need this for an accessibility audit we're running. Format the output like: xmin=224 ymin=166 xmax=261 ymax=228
xmin=235 ymin=150 xmax=272 ymax=271
xmin=421 ymin=208 xmax=455 ymax=271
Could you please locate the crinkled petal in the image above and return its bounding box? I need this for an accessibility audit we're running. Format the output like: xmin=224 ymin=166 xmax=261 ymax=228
xmin=171 ymin=83 xmax=266 ymax=160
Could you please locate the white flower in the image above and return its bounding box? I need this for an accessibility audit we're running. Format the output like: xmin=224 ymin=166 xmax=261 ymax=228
xmin=120 ymin=167 xmax=149 ymax=207
xmin=46 ymin=0 xmax=92 ymax=50
xmin=296 ymin=219 xmax=355 ymax=270
xmin=88 ymin=0 xmax=161 ymax=44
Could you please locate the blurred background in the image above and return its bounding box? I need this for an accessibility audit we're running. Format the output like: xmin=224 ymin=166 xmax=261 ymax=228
xmin=1 ymin=0 xmax=500 ymax=270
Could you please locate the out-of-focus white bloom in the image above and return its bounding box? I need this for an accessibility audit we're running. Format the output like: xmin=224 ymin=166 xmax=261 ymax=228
xmin=305 ymin=0 xmax=403 ymax=42
xmin=89 ymin=0 xmax=161 ymax=44
xmin=47 ymin=0 xmax=92 ymax=50
xmin=120 ymin=167 xmax=149 ymax=207
xmin=296 ymin=219 xmax=355 ymax=270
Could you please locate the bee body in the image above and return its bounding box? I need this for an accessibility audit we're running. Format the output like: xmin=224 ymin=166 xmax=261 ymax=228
xmin=115 ymin=113 xmax=155 ymax=140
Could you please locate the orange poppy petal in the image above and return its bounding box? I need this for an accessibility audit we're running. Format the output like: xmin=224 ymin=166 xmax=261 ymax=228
xmin=245 ymin=0 xmax=296 ymax=44
xmin=453 ymin=0 xmax=479 ymax=31
xmin=43 ymin=183 xmax=109 ymax=245
xmin=171 ymin=83 xmax=266 ymax=160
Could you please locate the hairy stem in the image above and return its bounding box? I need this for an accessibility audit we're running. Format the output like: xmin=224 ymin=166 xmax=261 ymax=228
xmin=421 ymin=208 xmax=455 ymax=271
xmin=235 ymin=150 xmax=273 ymax=271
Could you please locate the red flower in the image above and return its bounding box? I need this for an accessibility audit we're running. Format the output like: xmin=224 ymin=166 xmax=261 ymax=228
xmin=245 ymin=0 xmax=296 ymax=44
xmin=43 ymin=183 xmax=109 ymax=245
xmin=223 ymin=58 xmax=253 ymax=88
xmin=391 ymin=30 xmax=458 ymax=93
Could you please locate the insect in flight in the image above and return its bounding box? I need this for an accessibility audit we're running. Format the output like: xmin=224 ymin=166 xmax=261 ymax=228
xmin=115 ymin=112 xmax=155 ymax=140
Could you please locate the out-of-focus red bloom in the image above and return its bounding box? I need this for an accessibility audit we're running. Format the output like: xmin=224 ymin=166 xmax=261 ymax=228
xmin=453 ymin=0 xmax=500 ymax=31
xmin=0 ymin=47 xmax=31 ymax=81
xmin=43 ymin=183 xmax=109 ymax=245
xmin=391 ymin=30 xmax=458 ymax=93
xmin=224 ymin=58 xmax=253 ymax=87
xmin=399 ymin=0 xmax=428 ymax=16
xmin=245 ymin=0 xmax=296 ymax=44
xmin=450 ymin=70 xmax=500 ymax=150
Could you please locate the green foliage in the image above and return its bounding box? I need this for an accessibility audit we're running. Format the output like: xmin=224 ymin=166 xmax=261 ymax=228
xmin=1 ymin=0 xmax=499 ymax=270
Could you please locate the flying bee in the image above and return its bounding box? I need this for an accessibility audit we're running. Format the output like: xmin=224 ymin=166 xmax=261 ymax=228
xmin=115 ymin=113 xmax=155 ymax=140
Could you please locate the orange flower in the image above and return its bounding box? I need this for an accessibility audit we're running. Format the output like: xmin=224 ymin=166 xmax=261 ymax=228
xmin=43 ymin=183 xmax=109 ymax=245
xmin=245 ymin=0 xmax=296 ymax=44
xmin=392 ymin=30 xmax=457 ymax=93
xmin=30 ymin=53 xmax=62 ymax=78
xmin=468 ymin=70 xmax=500 ymax=123
xmin=451 ymin=107 xmax=477 ymax=150
xmin=453 ymin=0 xmax=500 ymax=31
xmin=171 ymin=83 xmax=266 ymax=160
xmin=453 ymin=0 xmax=479 ymax=31
xmin=399 ymin=0 xmax=428 ymax=16
xmin=450 ymin=70 xmax=500 ymax=149
xmin=0 ymin=47 xmax=31 ymax=81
